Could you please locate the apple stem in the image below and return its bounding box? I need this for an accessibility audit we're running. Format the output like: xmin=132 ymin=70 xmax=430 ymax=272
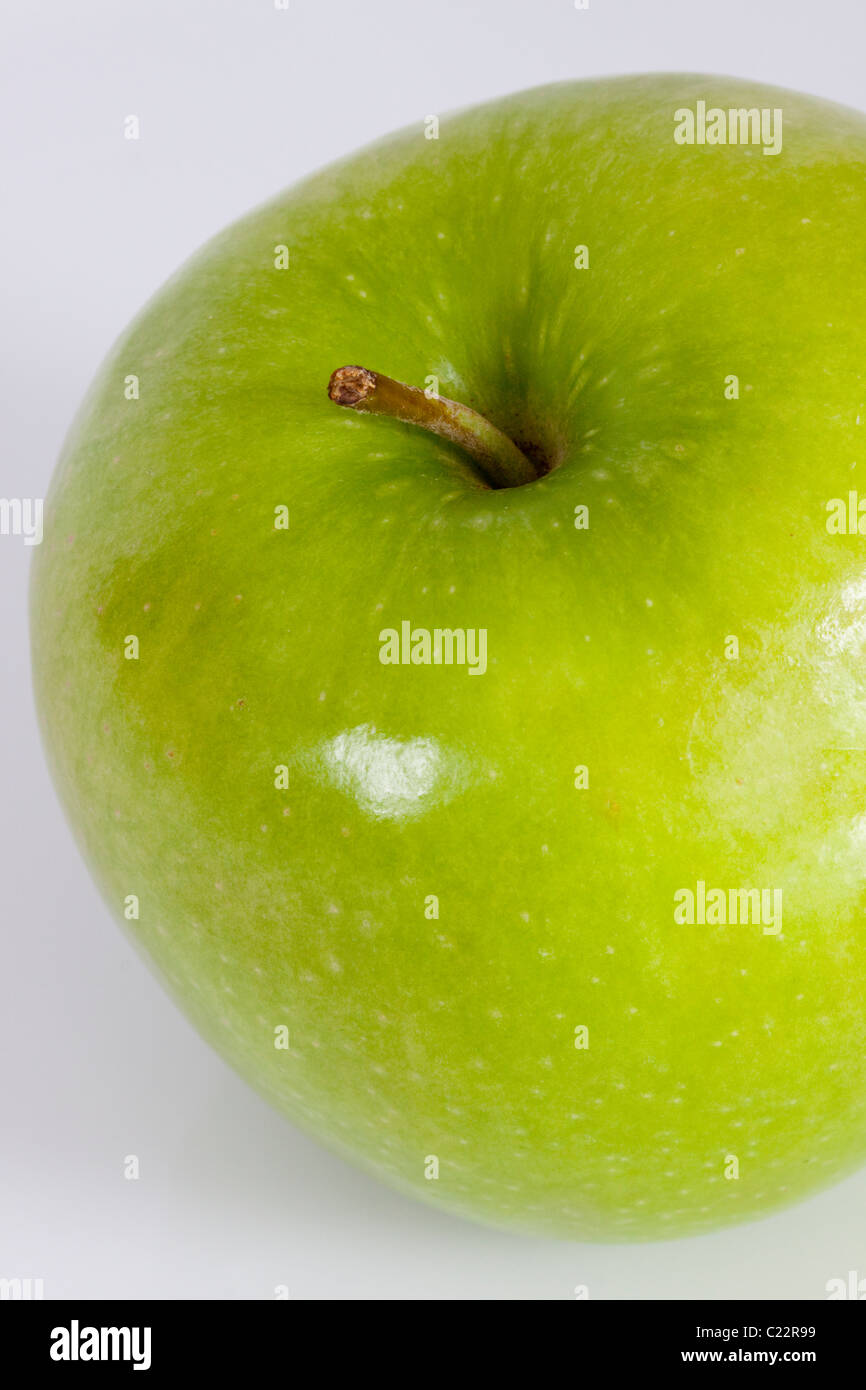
xmin=327 ymin=365 xmax=538 ymax=489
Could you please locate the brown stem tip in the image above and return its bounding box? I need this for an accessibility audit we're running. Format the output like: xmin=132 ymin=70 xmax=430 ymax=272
xmin=328 ymin=365 xmax=377 ymax=407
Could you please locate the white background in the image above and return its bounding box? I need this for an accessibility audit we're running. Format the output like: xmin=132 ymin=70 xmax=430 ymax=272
xmin=2 ymin=0 xmax=865 ymax=1300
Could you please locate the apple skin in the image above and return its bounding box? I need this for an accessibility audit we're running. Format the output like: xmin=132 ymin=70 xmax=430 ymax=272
xmin=30 ymin=74 xmax=866 ymax=1240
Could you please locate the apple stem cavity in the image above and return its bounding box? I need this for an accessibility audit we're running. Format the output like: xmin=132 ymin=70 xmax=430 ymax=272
xmin=327 ymin=365 xmax=539 ymax=489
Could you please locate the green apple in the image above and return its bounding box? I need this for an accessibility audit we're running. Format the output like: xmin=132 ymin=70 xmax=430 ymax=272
xmin=31 ymin=74 xmax=866 ymax=1240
